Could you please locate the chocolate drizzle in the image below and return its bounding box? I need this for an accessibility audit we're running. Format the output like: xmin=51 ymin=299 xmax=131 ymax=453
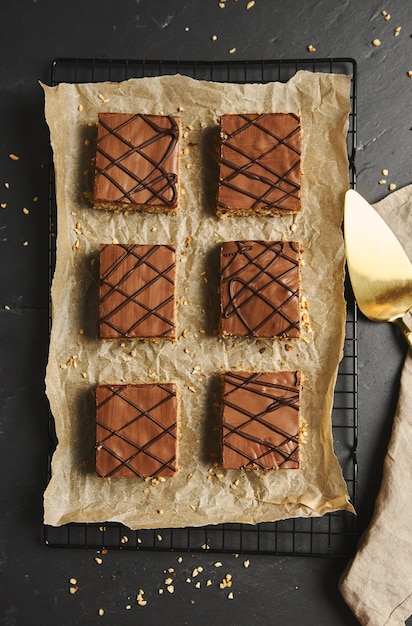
xmin=222 ymin=371 xmax=300 ymax=470
xmin=96 ymin=383 xmax=178 ymax=478
xmin=220 ymin=240 xmax=301 ymax=338
xmin=217 ymin=113 xmax=301 ymax=215
xmin=99 ymin=243 xmax=176 ymax=339
xmin=94 ymin=113 xmax=179 ymax=209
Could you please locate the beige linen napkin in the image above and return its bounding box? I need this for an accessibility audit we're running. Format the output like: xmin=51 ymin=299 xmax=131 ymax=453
xmin=340 ymin=184 xmax=412 ymax=625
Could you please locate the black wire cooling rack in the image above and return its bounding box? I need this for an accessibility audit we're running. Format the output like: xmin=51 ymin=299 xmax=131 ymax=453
xmin=45 ymin=58 xmax=358 ymax=557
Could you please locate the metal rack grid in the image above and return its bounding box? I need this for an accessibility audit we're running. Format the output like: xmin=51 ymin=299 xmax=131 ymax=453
xmin=45 ymin=58 xmax=358 ymax=557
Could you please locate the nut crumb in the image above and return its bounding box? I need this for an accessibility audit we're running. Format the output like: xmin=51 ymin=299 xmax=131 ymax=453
xmin=229 ymin=47 xmax=236 ymax=54
xmin=69 ymin=586 xmax=78 ymax=594
xmin=243 ymin=559 xmax=250 ymax=568
xmin=407 ymin=71 xmax=412 ymax=78
xmin=98 ymin=608 xmax=105 ymax=616
xmin=389 ymin=183 xmax=397 ymax=191
xmin=8 ymin=153 xmax=19 ymax=161
xmin=167 ymin=585 xmax=175 ymax=594
xmin=22 ymin=207 xmax=29 ymax=215
xmin=378 ymin=179 xmax=387 ymax=185
xmin=246 ymin=0 xmax=255 ymax=8
xmin=394 ymin=26 xmax=401 ymax=36
xmin=307 ymin=44 xmax=316 ymax=53
xmin=372 ymin=38 xmax=381 ymax=47
xmin=69 ymin=578 xmax=77 ymax=585
xmin=228 ymin=592 xmax=234 ymax=600
xmin=211 ymin=35 xmax=218 ymax=41
xmin=95 ymin=557 xmax=103 ymax=564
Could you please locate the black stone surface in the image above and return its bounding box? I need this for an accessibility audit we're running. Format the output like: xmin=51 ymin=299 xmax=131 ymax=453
xmin=1 ymin=1 xmax=411 ymax=624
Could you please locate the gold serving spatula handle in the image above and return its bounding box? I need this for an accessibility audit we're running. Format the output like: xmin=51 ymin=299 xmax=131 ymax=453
xmin=393 ymin=309 xmax=412 ymax=351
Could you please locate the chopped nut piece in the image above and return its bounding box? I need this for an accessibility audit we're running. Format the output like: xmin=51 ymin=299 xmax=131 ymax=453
xmin=394 ymin=26 xmax=401 ymax=35
xmin=228 ymin=592 xmax=234 ymax=599
xmin=22 ymin=207 xmax=29 ymax=215
xmin=195 ymin=581 xmax=201 ymax=589
xmin=98 ymin=608 xmax=105 ymax=616
xmin=389 ymin=183 xmax=397 ymax=191
xmin=95 ymin=557 xmax=103 ymax=564
xmin=229 ymin=47 xmax=236 ymax=54
xmin=243 ymin=559 xmax=250 ymax=568
xmin=70 ymin=578 xmax=77 ymax=585
xmin=372 ymin=38 xmax=382 ymax=46
xmin=407 ymin=71 xmax=412 ymax=78
xmin=307 ymin=44 xmax=316 ymax=53
xmin=246 ymin=0 xmax=255 ymax=8
xmin=23 ymin=240 xmax=29 ymax=247
xmin=1 ymin=203 xmax=6 ymax=208
xmin=165 ymin=577 xmax=173 ymax=585
xmin=214 ymin=561 xmax=223 ymax=567
xmin=378 ymin=179 xmax=387 ymax=185
xmin=69 ymin=586 xmax=78 ymax=594
xmin=167 ymin=585 xmax=175 ymax=594
xmin=211 ymin=35 xmax=218 ymax=41
xmin=381 ymin=168 xmax=389 ymax=176
xmin=8 ymin=154 xmax=19 ymax=161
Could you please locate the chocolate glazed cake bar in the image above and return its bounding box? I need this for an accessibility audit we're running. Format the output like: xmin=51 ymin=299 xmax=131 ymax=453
xmin=93 ymin=112 xmax=180 ymax=213
xmin=96 ymin=383 xmax=178 ymax=478
xmin=220 ymin=240 xmax=301 ymax=339
xmin=99 ymin=243 xmax=176 ymax=340
xmin=222 ymin=371 xmax=301 ymax=470
xmin=217 ymin=113 xmax=301 ymax=217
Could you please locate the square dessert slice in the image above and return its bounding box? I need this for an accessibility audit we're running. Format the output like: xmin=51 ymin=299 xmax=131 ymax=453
xmin=96 ymin=382 xmax=178 ymax=478
xmin=222 ymin=371 xmax=300 ymax=470
xmin=216 ymin=113 xmax=301 ymax=217
xmin=220 ymin=240 xmax=301 ymax=339
xmin=99 ymin=243 xmax=176 ymax=340
xmin=93 ymin=112 xmax=180 ymax=213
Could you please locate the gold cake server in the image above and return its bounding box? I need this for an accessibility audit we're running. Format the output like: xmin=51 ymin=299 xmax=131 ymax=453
xmin=344 ymin=189 xmax=412 ymax=349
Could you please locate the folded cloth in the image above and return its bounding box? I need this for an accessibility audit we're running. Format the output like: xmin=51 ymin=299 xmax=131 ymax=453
xmin=339 ymin=185 xmax=412 ymax=626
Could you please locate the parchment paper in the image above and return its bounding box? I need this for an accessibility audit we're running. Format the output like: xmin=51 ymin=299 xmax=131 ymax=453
xmin=43 ymin=71 xmax=355 ymax=529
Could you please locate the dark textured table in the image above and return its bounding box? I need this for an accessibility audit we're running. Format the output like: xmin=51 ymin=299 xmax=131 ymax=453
xmin=1 ymin=2 xmax=411 ymax=624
